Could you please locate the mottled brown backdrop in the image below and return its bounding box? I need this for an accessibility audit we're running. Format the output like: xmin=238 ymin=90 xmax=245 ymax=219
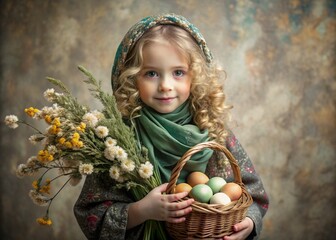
xmin=1 ymin=0 xmax=335 ymax=239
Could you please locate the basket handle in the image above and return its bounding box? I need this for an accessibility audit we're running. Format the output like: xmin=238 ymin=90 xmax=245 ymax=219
xmin=166 ymin=141 xmax=242 ymax=194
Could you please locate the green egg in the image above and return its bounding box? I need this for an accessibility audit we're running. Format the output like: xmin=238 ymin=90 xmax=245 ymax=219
xmin=190 ymin=184 xmax=213 ymax=203
xmin=207 ymin=177 xmax=227 ymax=193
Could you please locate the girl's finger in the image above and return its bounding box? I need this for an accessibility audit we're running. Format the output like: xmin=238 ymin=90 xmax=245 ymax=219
xmin=156 ymin=183 xmax=169 ymax=193
xmin=167 ymin=206 xmax=193 ymax=218
xmin=166 ymin=191 xmax=190 ymax=202
xmin=233 ymin=217 xmax=252 ymax=232
xmin=166 ymin=207 xmax=193 ymax=223
xmin=166 ymin=216 xmax=187 ymax=223
xmin=166 ymin=198 xmax=194 ymax=211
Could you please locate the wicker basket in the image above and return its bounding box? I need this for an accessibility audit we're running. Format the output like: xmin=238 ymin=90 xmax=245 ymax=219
xmin=165 ymin=141 xmax=253 ymax=239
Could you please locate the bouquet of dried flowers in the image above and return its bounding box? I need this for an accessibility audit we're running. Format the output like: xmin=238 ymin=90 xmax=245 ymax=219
xmin=4 ymin=66 xmax=165 ymax=239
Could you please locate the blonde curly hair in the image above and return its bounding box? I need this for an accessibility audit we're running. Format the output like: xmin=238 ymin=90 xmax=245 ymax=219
xmin=114 ymin=25 xmax=231 ymax=144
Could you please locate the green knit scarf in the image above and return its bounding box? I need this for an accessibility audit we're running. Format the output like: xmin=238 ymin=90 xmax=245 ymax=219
xmin=135 ymin=101 xmax=213 ymax=183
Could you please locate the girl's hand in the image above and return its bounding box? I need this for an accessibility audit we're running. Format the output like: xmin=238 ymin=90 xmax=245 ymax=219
xmin=141 ymin=183 xmax=194 ymax=223
xmin=223 ymin=217 xmax=254 ymax=240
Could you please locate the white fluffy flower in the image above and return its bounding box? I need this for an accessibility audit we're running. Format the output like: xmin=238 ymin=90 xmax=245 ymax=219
xmin=16 ymin=162 xmax=38 ymax=177
xmin=120 ymin=159 xmax=135 ymax=172
xmin=82 ymin=113 xmax=98 ymax=128
xmin=115 ymin=146 xmax=128 ymax=161
xmin=29 ymin=190 xmax=49 ymax=206
xmin=104 ymin=145 xmax=127 ymax=161
xmin=43 ymin=88 xmax=56 ymax=102
xmin=116 ymin=174 xmax=126 ymax=183
xmin=16 ymin=164 xmax=28 ymax=178
xmin=104 ymin=137 xmax=117 ymax=147
xmin=4 ymin=115 xmax=19 ymax=129
xmin=41 ymin=106 xmax=54 ymax=116
xmin=138 ymin=161 xmax=153 ymax=179
xmin=33 ymin=111 xmax=44 ymax=120
xmin=47 ymin=145 xmax=57 ymax=155
xmin=95 ymin=126 xmax=109 ymax=138
xmin=104 ymin=146 xmax=117 ymax=160
xmin=91 ymin=110 xmax=105 ymax=120
xmin=28 ymin=135 xmax=39 ymax=145
xmin=26 ymin=156 xmax=39 ymax=167
xmin=109 ymin=165 xmax=121 ymax=180
xmin=52 ymin=103 xmax=64 ymax=117
xmin=78 ymin=163 xmax=94 ymax=175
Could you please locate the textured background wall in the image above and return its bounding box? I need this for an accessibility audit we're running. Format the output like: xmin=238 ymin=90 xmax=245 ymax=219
xmin=1 ymin=0 xmax=335 ymax=239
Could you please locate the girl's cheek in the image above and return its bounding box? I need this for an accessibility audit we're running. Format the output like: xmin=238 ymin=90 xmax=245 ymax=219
xmin=138 ymin=85 xmax=153 ymax=102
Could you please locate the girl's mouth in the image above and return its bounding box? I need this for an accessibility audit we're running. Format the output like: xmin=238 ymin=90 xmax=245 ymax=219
xmin=155 ymin=97 xmax=176 ymax=103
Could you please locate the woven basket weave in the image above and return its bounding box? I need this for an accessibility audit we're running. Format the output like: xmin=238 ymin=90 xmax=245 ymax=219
xmin=165 ymin=141 xmax=253 ymax=239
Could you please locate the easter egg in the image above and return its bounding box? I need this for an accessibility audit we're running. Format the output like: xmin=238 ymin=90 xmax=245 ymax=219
xmin=190 ymin=184 xmax=213 ymax=203
xmin=221 ymin=182 xmax=242 ymax=201
xmin=209 ymin=192 xmax=231 ymax=205
xmin=187 ymin=172 xmax=209 ymax=187
xmin=174 ymin=183 xmax=192 ymax=194
xmin=207 ymin=177 xmax=227 ymax=193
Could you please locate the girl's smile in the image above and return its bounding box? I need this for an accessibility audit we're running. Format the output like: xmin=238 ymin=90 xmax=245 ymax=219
xmin=136 ymin=38 xmax=191 ymax=114
xmin=154 ymin=97 xmax=177 ymax=103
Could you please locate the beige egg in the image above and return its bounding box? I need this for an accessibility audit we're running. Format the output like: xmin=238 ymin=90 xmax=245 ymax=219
xmin=209 ymin=192 xmax=231 ymax=205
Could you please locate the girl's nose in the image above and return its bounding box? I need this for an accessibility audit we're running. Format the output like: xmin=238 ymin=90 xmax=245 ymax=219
xmin=158 ymin=75 xmax=173 ymax=92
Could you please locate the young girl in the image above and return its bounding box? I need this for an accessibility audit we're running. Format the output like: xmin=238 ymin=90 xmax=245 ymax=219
xmin=74 ymin=14 xmax=269 ymax=240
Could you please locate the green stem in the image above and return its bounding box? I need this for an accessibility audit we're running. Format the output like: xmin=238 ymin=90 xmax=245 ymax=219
xmin=45 ymin=177 xmax=71 ymax=218
xmin=49 ymin=177 xmax=71 ymax=201
xmin=20 ymin=121 xmax=44 ymax=135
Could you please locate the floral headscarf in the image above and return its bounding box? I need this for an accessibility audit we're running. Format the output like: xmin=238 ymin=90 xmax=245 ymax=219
xmin=111 ymin=13 xmax=213 ymax=91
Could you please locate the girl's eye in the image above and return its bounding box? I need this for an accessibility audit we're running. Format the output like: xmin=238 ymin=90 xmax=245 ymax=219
xmin=145 ymin=71 xmax=159 ymax=78
xmin=174 ymin=70 xmax=185 ymax=77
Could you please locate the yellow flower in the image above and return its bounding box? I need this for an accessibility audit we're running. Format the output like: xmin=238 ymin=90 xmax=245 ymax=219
xmin=76 ymin=141 xmax=83 ymax=148
xmin=48 ymin=125 xmax=58 ymax=135
xmin=47 ymin=155 xmax=54 ymax=161
xmin=40 ymin=179 xmax=51 ymax=194
xmin=32 ymin=180 xmax=39 ymax=189
xmin=73 ymin=141 xmax=83 ymax=148
xmin=37 ymin=150 xmax=54 ymax=163
xmin=76 ymin=122 xmax=86 ymax=132
xmin=40 ymin=185 xmax=50 ymax=194
xmin=33 ymin=179 xmax=51 ymax=194
xmin=37 ymin=150 xmax=45 ymax=160
xmin=25 ymin=107 xmax=39 ymax=117
xmin=69 ymin=132 xmax=83 ymax=148
xmin=71 ymin=138 xmax=78 ymax=145
xmin=53 ymin=118 xmax=61 ymax=127
xmin=71 ymin=139 xmax=83 ymax=149
xmin=44 ymin=115 xmax=52 ymax=124
xmin=58 ymin=137 xmax=66 ymax=144
xmin=73 ymin=132 xmax=80 ymax=140
xmin=48 ymin=122 xmax=61 ymax=135
xmin=36 ymin=217 xmax=52 ymax=226
xmin=64 ymin=141 xmax=72 ymax=149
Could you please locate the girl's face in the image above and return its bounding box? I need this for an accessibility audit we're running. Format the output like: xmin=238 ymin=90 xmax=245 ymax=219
xmin=136 ymin=39 xmax=191 ymax=114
